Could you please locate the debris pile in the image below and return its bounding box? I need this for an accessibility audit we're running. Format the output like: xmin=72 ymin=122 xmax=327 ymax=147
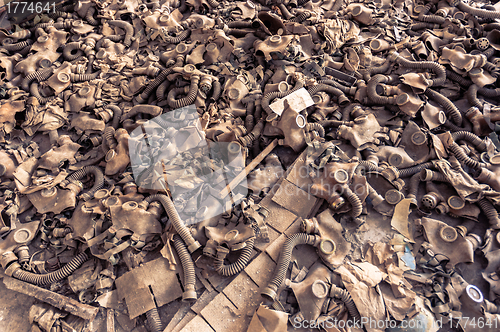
xmin=1 ymin=0 xmax=500 ymax=331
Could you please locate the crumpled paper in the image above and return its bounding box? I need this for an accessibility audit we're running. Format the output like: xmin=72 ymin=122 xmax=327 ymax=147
xmin=364 ymin=242 xmax=416 ymax=320
xmin=336 ymin=262 xmax=386 ymax=332
xmin=246 ymin=305 xmax=288 ymax=332
xmin=391 ymin=198 xmax=415 ymax=242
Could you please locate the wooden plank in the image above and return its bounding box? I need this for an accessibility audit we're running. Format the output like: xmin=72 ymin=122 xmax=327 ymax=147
xmin=219 ymin=139 xmax=279 ymax=199
xmin=3 ymin=276 xmax=99 ymax=321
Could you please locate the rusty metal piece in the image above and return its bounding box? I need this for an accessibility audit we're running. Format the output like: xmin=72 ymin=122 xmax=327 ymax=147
xmin=3 ymin=277 xmax=99 ymax=321
xmin=422 ymin=182 xmax=446 ymax=210
xmin=67 ymin=259 xmax=100 ymax=294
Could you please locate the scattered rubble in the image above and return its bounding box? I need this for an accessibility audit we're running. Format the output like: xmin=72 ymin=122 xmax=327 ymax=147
xmin=1 ymin=0 xmax=500 ymax=331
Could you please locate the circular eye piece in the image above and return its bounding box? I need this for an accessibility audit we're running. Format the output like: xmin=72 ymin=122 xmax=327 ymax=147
xmin=411 ymin=131 xmax=427 ymax=146
xmin=448 ymin=196 xmax=465 ymax=210
xmin=183 ymin=64 xmax=196 ymax=73
xmin=396 ymin=93 xmax=410 ymax=106
xmin=270 ymin=35 xmax=282 ymax=44
xmin=94 ymin=189 xmax=110 ymax=200
xmin=13 ymin=229 xmax=31 ymax=243
xmin=296 ymin=114 xmax=306 ymax=128
xmin=490 ymin=153 xmax=500 ymax=165
xmin=466 ymin=285 xmax=483 ymax=303
xmin=385 ymin=189 xmax=403 ymax=205
xmin=319 ymin=238 xmax=336 ymax=255
xmin=58 ymin=72 xmax=70 ymax=83
xmin=122 ymin=201 xmax=138 ymax=211
xmin=224 ymin=230 xmax=239 ymax=242
xmin=311 ymin=280 xmax=329 ymax=298
xmin=228 ymin=141 xmax=241 ymax=154
xmin=37 ymin=35 xmax=49 ymax=43
xmin=105 ymin=149 xmax=116 ymax=162
xmin=176 ymin=43 xmax=188 ymax=54
xmin=78 ymin=86 xmax=91 ymax=97
xmin=388 ymin=153 xmax=403 ymax=167
xmin=39 ymin=59 xmax=52 ymax=68
xmin=334 ymin=169 xmax=349 ymax=184
xmin=228 ymin=88 xmax=240 ymax=100
xmin=440 ymin=225 xmax=458 ymax=243
xmin=41 ymin=187 xmax=57 ymax=197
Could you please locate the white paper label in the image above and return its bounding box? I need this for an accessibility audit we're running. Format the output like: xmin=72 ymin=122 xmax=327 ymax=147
xmin=269 ymin=87 xmax=315 ymax=115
